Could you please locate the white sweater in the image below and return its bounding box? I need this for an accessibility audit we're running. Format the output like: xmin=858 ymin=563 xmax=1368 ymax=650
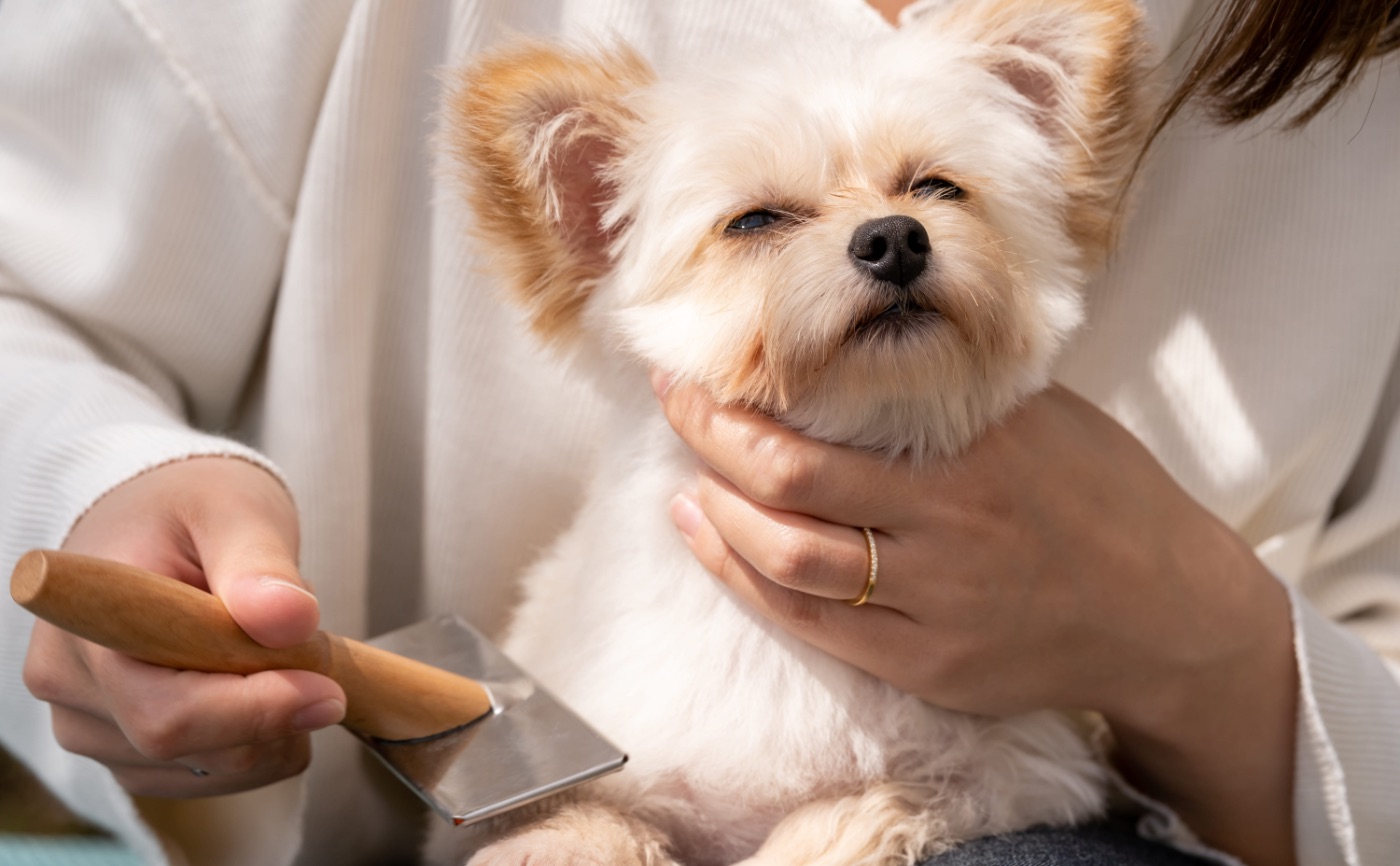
xmin=0 ymin=1 xmax=1396 ymax=864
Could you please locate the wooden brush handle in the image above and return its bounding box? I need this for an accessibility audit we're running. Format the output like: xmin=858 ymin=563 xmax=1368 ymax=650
xmin=10 ymin=550 xmax=493 ymax=742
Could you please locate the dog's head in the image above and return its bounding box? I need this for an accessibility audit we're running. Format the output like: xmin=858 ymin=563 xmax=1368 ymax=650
xmin=445 ymin=0 xmax=1153 ymax=458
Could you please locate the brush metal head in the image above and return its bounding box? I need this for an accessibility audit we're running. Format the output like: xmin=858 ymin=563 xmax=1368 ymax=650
xmin=353 ymin=614 xmax=627 ymax=825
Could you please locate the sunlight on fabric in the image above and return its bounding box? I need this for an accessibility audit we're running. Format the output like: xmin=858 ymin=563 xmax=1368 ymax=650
xmin=1153 ymin=314 xmax=1265 ymax=487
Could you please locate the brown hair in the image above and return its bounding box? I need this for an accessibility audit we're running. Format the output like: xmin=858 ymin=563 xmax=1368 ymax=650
xmin=1161 ymin=0 xmax=1399 ymax=130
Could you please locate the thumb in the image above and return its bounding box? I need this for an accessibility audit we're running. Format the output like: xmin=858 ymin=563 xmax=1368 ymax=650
xmin=192 ymin=483 xmax=318 ymax=651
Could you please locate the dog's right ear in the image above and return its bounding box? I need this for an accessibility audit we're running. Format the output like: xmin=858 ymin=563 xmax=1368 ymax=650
xmin=920 ymin=0 xmax=1155 ymax=268
xmin=444 ymin=42 xmax=653 ymax=345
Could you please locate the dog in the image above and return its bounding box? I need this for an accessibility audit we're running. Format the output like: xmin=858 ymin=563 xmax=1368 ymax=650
xmin=430 ymin=1 xmax=1154 ymax=863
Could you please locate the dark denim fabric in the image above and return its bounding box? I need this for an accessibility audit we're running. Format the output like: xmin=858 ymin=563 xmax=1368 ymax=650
xmin=921 ymin=821 xmax=1219 ymax=866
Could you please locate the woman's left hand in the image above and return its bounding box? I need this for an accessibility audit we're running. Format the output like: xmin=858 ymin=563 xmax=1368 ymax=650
xmin=654 ymin=374 xmax=1299 ymax=865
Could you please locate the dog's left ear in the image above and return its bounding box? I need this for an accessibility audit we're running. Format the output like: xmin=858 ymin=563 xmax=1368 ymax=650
xmin=444 ymin=42 xmax=654 ymax=345
xmin=928 ymin=0 xmax=1155 ymax=263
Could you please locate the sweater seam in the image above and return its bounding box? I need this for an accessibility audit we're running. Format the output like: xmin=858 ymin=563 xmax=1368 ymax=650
xmin=107 ymin=0 xmax=293 ymax=232
xmin=1290 ymin=584 xmax=1363 ymax=866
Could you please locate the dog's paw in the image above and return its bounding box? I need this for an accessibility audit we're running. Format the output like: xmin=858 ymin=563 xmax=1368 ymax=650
xmin=466 ymin=831 xmax=667 ymax=866
xmin=465 ymin=803 xmax=676 ymax=866
xmin=733 ymin=784 xmax=953 ymax=866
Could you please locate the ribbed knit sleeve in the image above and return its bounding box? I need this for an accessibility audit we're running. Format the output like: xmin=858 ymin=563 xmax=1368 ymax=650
xmin=1292 ymin=342 xmax=1400 ymax=866
xmin=1292 ymin=595 xmax=1400 ymax=866
xmin=0 ymin=0 xmax=351 ymax=861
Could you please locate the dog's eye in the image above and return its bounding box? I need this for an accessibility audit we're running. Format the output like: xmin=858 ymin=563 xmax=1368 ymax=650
xmin=727 ymin=210 xmax=781 ymax=232
xmin=910 ymin=177 xmax=964 ymax=201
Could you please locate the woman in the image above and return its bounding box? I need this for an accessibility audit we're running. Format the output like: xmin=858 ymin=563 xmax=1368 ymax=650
xmin=0 ymin=1 xmax=1395 ymax=864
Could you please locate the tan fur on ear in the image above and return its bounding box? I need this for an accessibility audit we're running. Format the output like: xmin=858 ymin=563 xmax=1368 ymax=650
xmin=936 ymin=0 xmax=1156 ymax=267
xmin=443 ymin=42 xmax=654 ymax=344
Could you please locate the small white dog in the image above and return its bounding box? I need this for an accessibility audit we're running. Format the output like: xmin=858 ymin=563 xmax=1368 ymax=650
xmin=430 ymin=1 xmax=1154 ymax=864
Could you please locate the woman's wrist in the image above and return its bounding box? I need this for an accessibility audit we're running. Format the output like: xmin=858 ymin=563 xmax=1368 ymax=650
xmin=1102 ymin=517 xmax=1299 ymax=865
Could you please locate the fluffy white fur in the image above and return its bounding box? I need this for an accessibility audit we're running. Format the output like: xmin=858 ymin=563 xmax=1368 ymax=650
xmin=430 ymin=2 xmax=1154 ymax=863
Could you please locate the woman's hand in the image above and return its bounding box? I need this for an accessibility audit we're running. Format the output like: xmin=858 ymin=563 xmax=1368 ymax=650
xmin=655 ymin=375 xmax=1298 ymax=866
xmin=21 ymin=457 xmax=345 ymax=798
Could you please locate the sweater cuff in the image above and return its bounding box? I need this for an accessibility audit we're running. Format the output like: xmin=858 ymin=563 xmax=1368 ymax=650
xmin=5 ymin=420 xmax=287 ymax=551
xmin=1289 ymin=583 xmax=1400 ymax=866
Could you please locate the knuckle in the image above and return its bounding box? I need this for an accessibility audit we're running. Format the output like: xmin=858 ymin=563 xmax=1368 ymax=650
xmin=240 ymin=676 xmax=316 ymax=743
xmin=21 ymin=655 xmax=66 ymax=704
xmin=750 ymin=439 xmax=819 ymax=507
xmin=206 ymin=531 xmax=299 ymax=582
xmin=124 ymin=712 xmax=193 ymax=762
xmin=248 ymin=702 xmax=298 ymax=745
xmin=767 ymin=535 xmax=824 ymax=592
xmin=21 ymin=623 xmax=83 ymax=704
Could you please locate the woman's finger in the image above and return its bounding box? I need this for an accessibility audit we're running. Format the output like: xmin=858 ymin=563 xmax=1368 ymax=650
xmin=21 ymin=621 xmax=108 ymax=719
xmin=85 ymin=650 xmax=344 ymax=760
xmin=672 ymin=492 xmax=924 ymax=677
xmin=49 ymin=702 xmax=312 ymax=798
xmin=691 ymin=469 xmax=885 ymax=603
xmin=50 ymin=704 xmax=286 ymax=776
xmin=656 ymin=376 xmax=914 ymax=527
xmin=51 ymin=704 xmax=160 ymax=768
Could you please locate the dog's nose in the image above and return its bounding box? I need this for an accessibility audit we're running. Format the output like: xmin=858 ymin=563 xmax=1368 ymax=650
xmin=848 ymin=215 xmax=930 ymax=289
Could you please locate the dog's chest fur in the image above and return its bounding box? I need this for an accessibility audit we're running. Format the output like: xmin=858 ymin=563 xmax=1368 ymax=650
xmin=498 ymin=399 xmax=1103 ymax=864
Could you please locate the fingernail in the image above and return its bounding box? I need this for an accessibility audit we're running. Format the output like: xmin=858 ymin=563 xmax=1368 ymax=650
xmin=293 ymin=698 xmax=345 ymax=732
xmin=669 ymin=493 xmax=703 ymax=540
xmin=259 ymin=575 xmax=318 ymax=605
xmin=649 ymin=369 xmax=672 ymax=398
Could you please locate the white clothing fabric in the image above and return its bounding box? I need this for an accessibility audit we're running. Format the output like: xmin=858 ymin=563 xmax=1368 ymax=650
xmin=0 ymin=1 xmax=1397 ymax=864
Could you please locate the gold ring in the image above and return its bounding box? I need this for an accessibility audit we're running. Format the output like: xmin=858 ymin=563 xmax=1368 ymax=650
xmin=847 ymin=527 xmax=878 ymax=607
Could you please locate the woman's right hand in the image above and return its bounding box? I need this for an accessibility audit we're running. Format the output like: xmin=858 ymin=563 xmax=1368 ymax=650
xmin=20 ymin=457 xmax=346 ymax=797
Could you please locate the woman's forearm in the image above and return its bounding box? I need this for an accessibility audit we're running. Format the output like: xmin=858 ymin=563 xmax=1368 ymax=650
xmin=1105 ymin=523 xmax=1298 ymax=866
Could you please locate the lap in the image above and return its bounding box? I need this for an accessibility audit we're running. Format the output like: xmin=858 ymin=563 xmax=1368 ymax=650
xmin=920 ymin=821 xmax=1219 ymax=866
